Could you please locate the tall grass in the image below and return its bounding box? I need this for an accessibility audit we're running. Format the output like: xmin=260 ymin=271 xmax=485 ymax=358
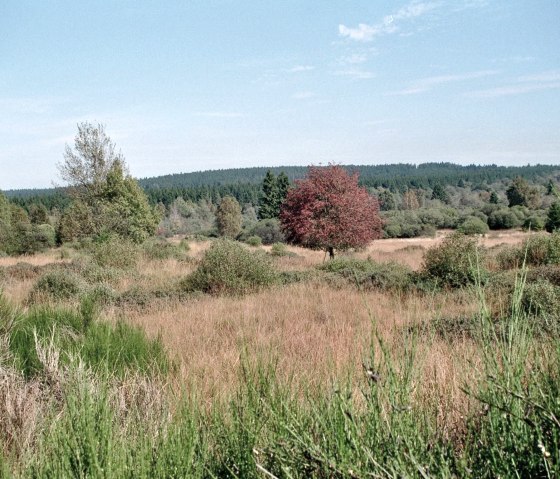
xmin=1 ymin=254 xmax=559 ymax=476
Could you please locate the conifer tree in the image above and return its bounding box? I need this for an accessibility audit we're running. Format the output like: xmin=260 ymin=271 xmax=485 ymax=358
xmin=258 ymin=170 xmax=279 ymax=219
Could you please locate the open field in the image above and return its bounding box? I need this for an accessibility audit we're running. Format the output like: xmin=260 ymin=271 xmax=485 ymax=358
xmin=1 ymin=229 xmax=559 ymax=477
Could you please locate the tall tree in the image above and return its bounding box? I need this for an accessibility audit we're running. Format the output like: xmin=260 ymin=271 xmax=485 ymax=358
xmin=431 ymin=183 xmax=450 ymax=204
xmin=546 ymin=202 xmax=560 ymax=233
xmin=57 ymin=122 xmax=158 ymax=243
xmin=216 ymin=196 xmax=242 ymax=238
xmin=506 ymin=177 xmax=540 ymax=208
xmin=258 ymin=170 xmax=279 ymax=219
xmin=280 ymin=165 xmax=383 ymax=258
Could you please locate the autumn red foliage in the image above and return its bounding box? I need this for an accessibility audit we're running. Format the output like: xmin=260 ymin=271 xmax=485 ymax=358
xmin=280 ymin=165 xmax=383 ymax=257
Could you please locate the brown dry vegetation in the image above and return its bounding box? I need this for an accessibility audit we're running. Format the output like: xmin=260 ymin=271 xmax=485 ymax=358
xmin=0 ymin=230 xmax=530 ymax=440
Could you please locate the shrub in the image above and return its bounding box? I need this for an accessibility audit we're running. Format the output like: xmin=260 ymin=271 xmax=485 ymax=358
xmin=30 ymin=270 xmax=87 ymax=301
xmin=422 ymin=232 xmax=485 ymax=288
xmin=245 ymin=235 xmax=262 ymax=247
xmin=142 ymin=238 xmax=189 ymax=261
xmin=488 ymin=209 xmax=520 ymax=230
xmin=522 ymin=215 xmax=545 ymax=231
xmin=181 ymin=239 xmax=278 ymax=295
xmin=249 ymin=219 xmax=285 ymax=245
xmin=318 ymin=257 xmax=414 ymax=292
xmin=458 ymin=216 xmax=489 ymax=235
xmin=521 ymin=280 xmax=560 ymax=325
xmin=90 ymin=236 xmax=140 ymax=269
xmin=270 ymin=242 xmax=295 ymax=257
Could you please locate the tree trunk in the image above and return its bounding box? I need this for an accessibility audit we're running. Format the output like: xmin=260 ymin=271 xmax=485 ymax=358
xmin=327 ymin=246 xmax=335 ymax=259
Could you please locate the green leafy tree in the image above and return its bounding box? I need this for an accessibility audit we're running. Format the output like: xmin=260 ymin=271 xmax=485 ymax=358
xmin=0 ymin=192 xmax=13 ymax=253
xmin=216 ymin=196 xmax=242 ymax=238
xmin=489 ymin=191 xmax=499 ymax=204
xmin=431 ymin=183 xmax=450 ymax=204
xmin=28 ymin=203 xmax=49 ymax=225
xmin=57 ymin=122 xmax=158 ymax=243
xmin=506 ymin=176 xmax=540 ymax=208
xmin=378 ymin=190 xmax=396 ymax=211
xmin=546 ymin=202 xmax=560 ymax=233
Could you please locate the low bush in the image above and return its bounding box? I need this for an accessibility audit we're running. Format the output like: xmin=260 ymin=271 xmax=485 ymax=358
xmin=270 ymin=242 xmax=296 ymax=257
xmin=90 ymin=236 xmax=140 ymax=270
xmin=458 ymin=216 xmax=489 ymax=235
xmin=497 ymin=233 xmax=560 ymax=269
xmin=318 ymin=257 xmax=414 ymax=292
xmin=521 ymin=280 xmax=560 ymax=319
xmin=29 ymin=270 xmax=87 ymax=302
xmin=249 ymin=219 xmax=285 ymax=245
xmin=422 ymin=232 xmax=486 ymax=288
xmin=245 ymin=235 xmax=262 ymax=247
xmin=181 ymin=239 xmax=278 ymax=295
xmin=142 ymin=238 xmax=189 ymax=261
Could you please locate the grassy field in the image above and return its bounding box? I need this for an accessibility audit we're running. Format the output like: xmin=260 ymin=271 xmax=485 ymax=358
xmin=1 ymin=230 xmax=559 ymax=477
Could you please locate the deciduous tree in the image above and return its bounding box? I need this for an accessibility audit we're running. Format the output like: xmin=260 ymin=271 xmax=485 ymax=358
xmin=280 ymin=165 xmax=383 ymax=258
xmin=216 ymin=196 xmax=242 ymax=238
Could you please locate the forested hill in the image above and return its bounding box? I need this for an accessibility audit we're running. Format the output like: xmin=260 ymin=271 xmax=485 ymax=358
xmin=136 ymin=163 xmax=560 ymax=190
xmin=5 ymin=162 xmax=560 ymax=209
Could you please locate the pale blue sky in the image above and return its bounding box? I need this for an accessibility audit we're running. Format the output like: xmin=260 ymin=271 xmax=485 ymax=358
xmin=1 ymin=0 xmax=559 ymax=189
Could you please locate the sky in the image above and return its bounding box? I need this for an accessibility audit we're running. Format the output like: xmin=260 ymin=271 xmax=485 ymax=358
xmin=1 ymin=0 xmax=559 ymax=189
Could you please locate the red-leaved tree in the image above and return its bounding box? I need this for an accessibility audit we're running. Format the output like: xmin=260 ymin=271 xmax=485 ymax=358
xmin=280 ymin=165 xmax=383 ymax=258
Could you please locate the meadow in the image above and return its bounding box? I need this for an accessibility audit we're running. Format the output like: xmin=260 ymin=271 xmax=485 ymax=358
xmin=0 ymin=230 xmax=559 ymax=477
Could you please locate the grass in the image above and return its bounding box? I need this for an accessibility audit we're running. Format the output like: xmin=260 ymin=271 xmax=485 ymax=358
xmin=1 ymin=231 xmax=559 ymax=476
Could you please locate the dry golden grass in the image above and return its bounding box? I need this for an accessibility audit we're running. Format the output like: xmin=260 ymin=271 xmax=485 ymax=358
xmin=0 ymin=230 xmax=530 ymax=427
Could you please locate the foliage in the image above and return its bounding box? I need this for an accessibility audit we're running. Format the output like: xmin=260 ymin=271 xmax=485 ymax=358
xmin=458 ymin=216 xmax=489 ymax=235
xmin=57 ymin=123 xmax=159 ymax=243
xmin=522 ymin=215 xmax=546 ymax=231
xmin=216 ymin=196 xmax=242 ymax=239
xmin=249 ymin=219 xmax=285 ymax=245
xmin=422 ymin=232 xmax=485 ymax=287
xmin=546 ymin=202 xmax=560 ymax=232
xmin=90 ymin=235 xmax=141 ymax=270
xmin=258 ymin=170 xmax=290 ymax=220
xmin=487 ymin=208 xmax=521 ymax=229
xmin=29 ymin=270 xmax=87 ymax=301
xmin=4 ymin=297 xmax=170 ymax=378
xmin=280 ymin=165 xmax=383 ymax=257
xmin=245 ymin=235 xmax=262 ymax=247
xmin=181 ymin=239 xmax=278 ymax=295
xmin=142 ymin=237 xmax=190 ymax=261
xmin=506 ymin=176 xmax=541 ymax=208
xmin=269 ymin=242 xmax=295 ymax=257
xmin=377 ymin=189 xmax=396 ymax=211
xmin=431 ymin=183 xmax=450 ymax=204
xmin=319 ymin=257 xmax=414 ymax=291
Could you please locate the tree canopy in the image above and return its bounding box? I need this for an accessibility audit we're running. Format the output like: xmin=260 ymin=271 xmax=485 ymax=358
xmin=280 ymin=165 xmax=383 ymax=257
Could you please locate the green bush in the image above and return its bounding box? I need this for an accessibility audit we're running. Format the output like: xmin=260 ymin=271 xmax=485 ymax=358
xmin=29 ymin=270 xmax=87 ymax=301
xmin=249 ymin=219 xmax=285 ymax=245
xmin=142 ymin=238 xmax=189 ymax=261
xmin=270 ymin=242 xmax=295 ymax=257
xmin=488 ymin=208 xmax=520 ymax=230
xmin=90 ymin=236 xmax=140 ymax=269
xmin=245 ymin=235 xmax=262 ymax=247
xmin=422 ymin=232 xmax=485 ymax=288
xmin=521 ymin=280 xmax=560 ymax=319
xmin=181 ymin=239 xmax=278 ymax=295
xmin=458 ymin=216 xmax=489 ymax=235
xmin=318 ymin=257 xmax=414 ymax=292
xmin=522 ymin=215 xmax=545 ymax=231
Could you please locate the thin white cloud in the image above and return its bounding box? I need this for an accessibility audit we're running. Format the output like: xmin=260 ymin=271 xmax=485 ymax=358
xmin=287 ymin=65 xmax=315 ymax=73
xmin=292 ymin=91 xmax=316 ymax=100
xmin=467 ymin=82 xmax=560 ymax=98
xmin=467 ymin=70 xmax=560 ymax=98
xmin=338 ymin=53 xmax=368 ymax=65
xmin=388 ymin=69 xmax=498 ymax=95
xmin=333 ymin=69 xmax=375 ymax=80
xmin=338 ymin=1 xmax=440 ymax=42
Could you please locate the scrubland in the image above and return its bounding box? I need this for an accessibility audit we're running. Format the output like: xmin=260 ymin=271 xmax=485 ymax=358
xmin=0 ymin=230 xmax=559 ymax=477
